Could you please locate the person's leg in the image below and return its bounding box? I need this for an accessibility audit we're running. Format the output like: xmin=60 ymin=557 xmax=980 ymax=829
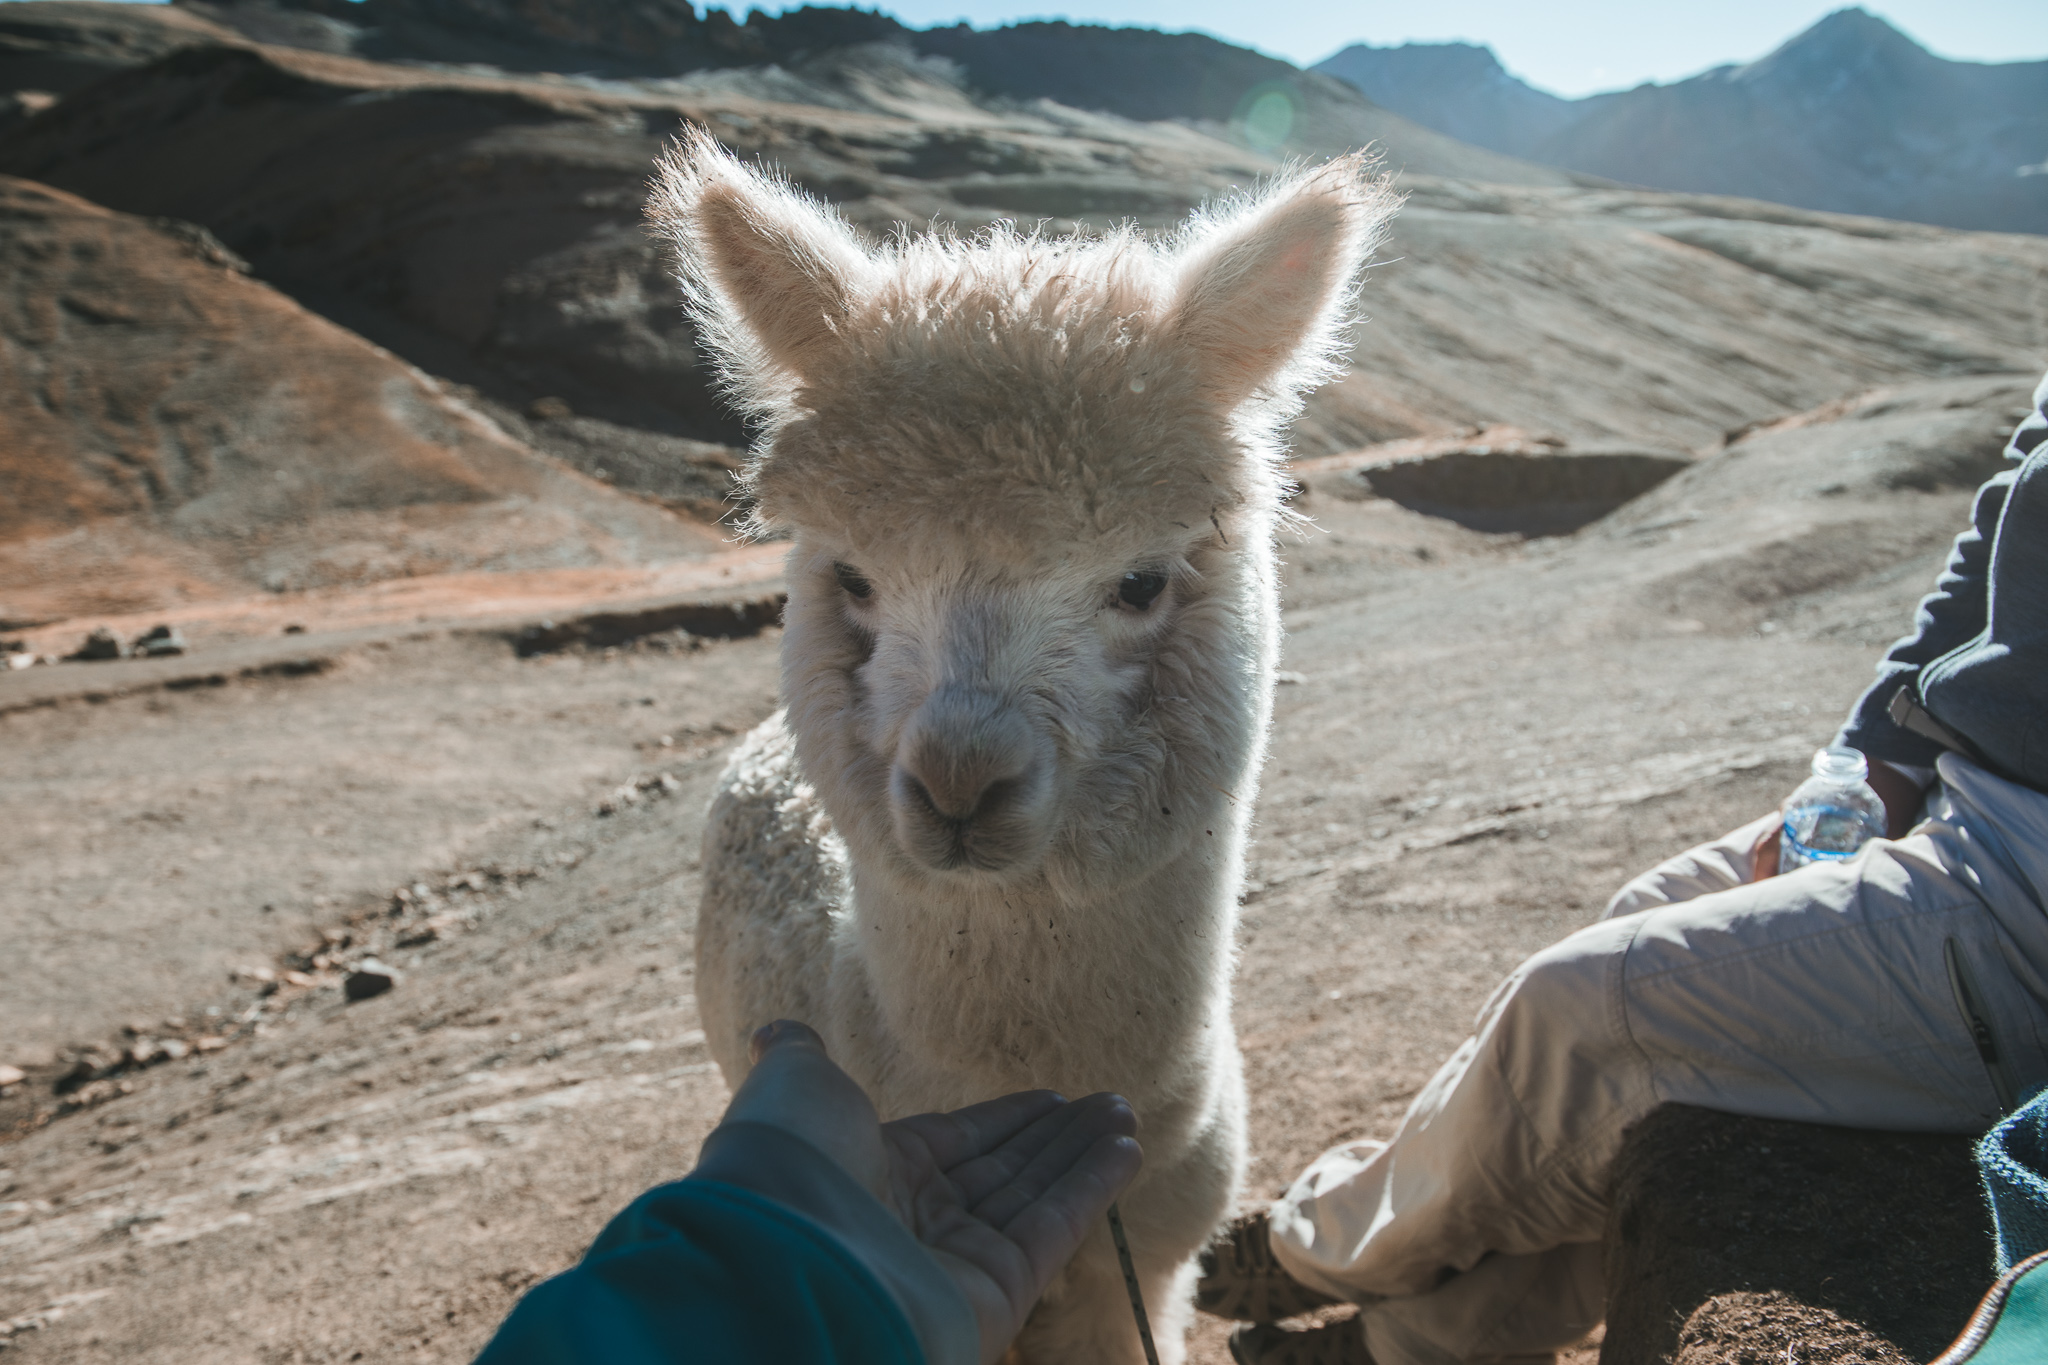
xmin=1268 ymin=830 xmax=2048 ymax=1365
xmin=1599 ymin=813 xmax=1775 ymax=921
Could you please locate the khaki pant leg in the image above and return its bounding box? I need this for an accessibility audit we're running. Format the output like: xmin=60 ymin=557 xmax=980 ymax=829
xmin=1601 ymin=813 xmax=1776 ymax=921
xmin=1270 ymin=830 xmax=2040 ymax=1365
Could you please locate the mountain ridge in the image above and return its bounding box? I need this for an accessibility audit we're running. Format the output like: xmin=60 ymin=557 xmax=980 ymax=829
xmin=1316 ymin=7 xmax=2048 ymax=233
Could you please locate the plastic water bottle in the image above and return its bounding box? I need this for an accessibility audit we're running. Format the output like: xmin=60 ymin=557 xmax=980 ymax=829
xmin=1778 ymin=746 xmax=1887 ymax=874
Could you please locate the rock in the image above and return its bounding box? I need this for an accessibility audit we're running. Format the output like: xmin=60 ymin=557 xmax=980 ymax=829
xmin=281 ymin=970 xmax=313 ymax=988
xmin=1601 ymin=1104 xmax=1988 ymax=1365
xmin=344 ymin=959 xmax=400 ymax=1001
xmin=133 ymin=624 xmax=186 ymax=657
xmin=511 ymin=595 xmax=786 ymax=656
xmin=68 ymin=627 xmax=124 ymax=661
xmin=0 ymin=1063 xmax=24 ymax=1087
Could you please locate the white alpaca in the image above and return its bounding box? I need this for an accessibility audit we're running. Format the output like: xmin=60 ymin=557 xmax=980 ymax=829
xmin=651 ymin=130 xmax=1395 ymax=1364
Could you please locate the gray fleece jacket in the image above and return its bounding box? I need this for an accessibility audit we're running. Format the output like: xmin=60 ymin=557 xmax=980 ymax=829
xmin=1837 ymin=371 xmax=2048 ymax=793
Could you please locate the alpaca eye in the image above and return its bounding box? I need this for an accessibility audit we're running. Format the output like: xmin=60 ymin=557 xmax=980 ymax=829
xmin=833 ymin=562 xmax=872 ymax=600
xmin=1117 ymin=570 xmax=1167 ymax=612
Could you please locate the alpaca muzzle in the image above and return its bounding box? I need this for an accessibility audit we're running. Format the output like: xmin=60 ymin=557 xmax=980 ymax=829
xmin=889 ymin=687 xmax=1054 ymax=874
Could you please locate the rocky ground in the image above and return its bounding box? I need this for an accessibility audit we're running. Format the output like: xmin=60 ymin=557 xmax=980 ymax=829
xmin=4 ymin=374 xmax=2035 ymax=1362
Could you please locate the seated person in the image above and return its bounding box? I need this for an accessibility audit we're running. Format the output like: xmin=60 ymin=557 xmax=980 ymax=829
xmin=1209 ymin=373 xmax=2048 ymax=1365
xmin=476 ymin=1019 xmax=1141 ymax=1365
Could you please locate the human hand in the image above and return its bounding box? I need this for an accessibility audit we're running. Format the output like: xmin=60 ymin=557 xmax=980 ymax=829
xmin=1751 ymin=820 xmax=1782 ymax=881
xmin=725 ymin=1021 xmax=1143 ymax=1364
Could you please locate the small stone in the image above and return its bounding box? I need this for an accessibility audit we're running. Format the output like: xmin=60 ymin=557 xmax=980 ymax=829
xmin=159 ymin=1039 xmax=190 ymax=1061
xmin=282 ymin=970 xmax=313 ymax=988
xmin=282 ymin=623 xmax=306 ymax=635
xmin=344 ymin=960 xmax=400 ymax=1001
xmin=0 ymin=1064 xmax=25 ymax=1087
xmin=133 ymin=624 xmax=187 ymax=657
xmin=527 ymin=395 xmax=572 ymax=421
xmin=70 ymin=627 xmax=125 ymax=661
xmin=194 ymin=1036 xmax=226 ymax=1053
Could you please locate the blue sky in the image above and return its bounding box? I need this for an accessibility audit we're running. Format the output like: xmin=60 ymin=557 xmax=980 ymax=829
xmin=28 ymin=1 xmax=2048 ymax=97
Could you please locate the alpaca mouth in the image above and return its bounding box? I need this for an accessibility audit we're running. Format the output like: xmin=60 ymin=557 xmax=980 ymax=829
xmin=891 ymin=770 xmax=1046 ymax=874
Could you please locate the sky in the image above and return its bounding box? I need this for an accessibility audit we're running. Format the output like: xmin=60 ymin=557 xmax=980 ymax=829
xmin=23 ymin=0 xmax=2048 ymax=97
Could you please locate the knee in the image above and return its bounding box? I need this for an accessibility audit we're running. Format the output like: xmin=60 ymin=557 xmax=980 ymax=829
xmin=1477 ymin=920 xmax=1635 ymax=1076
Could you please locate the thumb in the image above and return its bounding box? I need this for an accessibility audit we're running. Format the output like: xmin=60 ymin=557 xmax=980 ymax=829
xmin=717 ymin=1020 xmax=889 ymax=1196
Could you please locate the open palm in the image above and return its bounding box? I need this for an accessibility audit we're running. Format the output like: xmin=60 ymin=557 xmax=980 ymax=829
xmin=727 ymin=1022 xmax=1142 ymax=1364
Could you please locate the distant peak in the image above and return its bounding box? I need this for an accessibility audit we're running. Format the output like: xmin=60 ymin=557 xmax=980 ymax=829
xmin=1323 ymin=38 xmax=1508 ymax=69
xmin=1315 ymin=38 xmax=1528 ymax=91
xmin=1770 ymin=7 xmax=1926 ymax=61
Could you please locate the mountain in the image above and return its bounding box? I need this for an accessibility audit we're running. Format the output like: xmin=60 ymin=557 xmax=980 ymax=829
xmin=0 ymin=172 xmax=721 ymax=621
xmin=0 ymin=0 xmax=248 ymax=96
xmin=1316 ymin=8 xmax=2048 ymax=234
xmin=4 ymin=29 xmax=2044 ymax=464
xmin=1313 ymin=39 xmax=1576 ymax=161
xmin=5 ymin=0 xmax=2048 ymax=626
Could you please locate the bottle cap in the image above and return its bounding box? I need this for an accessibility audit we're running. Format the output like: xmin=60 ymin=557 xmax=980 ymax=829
xmin=1812 ymin=746 xmax=1868 ymax=782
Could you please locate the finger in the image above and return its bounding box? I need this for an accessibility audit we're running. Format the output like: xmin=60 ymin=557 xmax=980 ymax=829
xmin=719 ymin=1018 xmax=889 ymax=1194
xmin=750 ymin=1018 xmax=824 ymax=1064
xmin=1752 ymin=825 xmax=1781 ymax=882
xmin=911 ymin=1093 xmax=1115 ymax=1210
xmin=959 ymin=1093 xmax=1138 ymax=1225
xmin=885 ymin=1089 xmax=1067 ymax=1175
xmin=999 ymin=1131 xmax=1144 ymax=1293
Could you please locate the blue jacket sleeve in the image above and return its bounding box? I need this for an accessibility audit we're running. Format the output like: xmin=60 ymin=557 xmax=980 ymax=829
xmin=472 ymin=1178 xmax=926 ymax=1365
xmin=1835 ymin=375 xmax=2047 ymax=771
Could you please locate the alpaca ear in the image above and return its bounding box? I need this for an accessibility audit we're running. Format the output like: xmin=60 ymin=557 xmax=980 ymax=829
xmin=650 ymin=127 xmax=872 ymax=393
xmin=1168 ymin=155 xmax=1395 ymax=412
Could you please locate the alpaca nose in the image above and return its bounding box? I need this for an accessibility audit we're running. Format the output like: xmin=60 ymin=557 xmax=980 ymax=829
xmin=891 ymin=687 xmax=1052 ymax=872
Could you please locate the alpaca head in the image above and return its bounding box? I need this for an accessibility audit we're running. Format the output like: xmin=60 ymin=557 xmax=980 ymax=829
xmin=653 ymin=132 xmax=1396 ymax=895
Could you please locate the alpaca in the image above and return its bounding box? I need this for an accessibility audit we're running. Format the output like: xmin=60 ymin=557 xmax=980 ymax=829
xmin=651 ymin=130 xmax=1396 ymax=1364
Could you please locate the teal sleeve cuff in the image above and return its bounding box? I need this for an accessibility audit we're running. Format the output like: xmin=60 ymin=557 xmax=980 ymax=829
xmin=691 ymin=1121 xmax=979 ymax=1365
xmin=473 ymin=1175 xmax=931 ymax=1365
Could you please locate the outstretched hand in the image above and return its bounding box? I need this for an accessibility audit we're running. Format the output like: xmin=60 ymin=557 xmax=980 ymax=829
xmin=724 ymin=1021 xmax=1143 ymax=1364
